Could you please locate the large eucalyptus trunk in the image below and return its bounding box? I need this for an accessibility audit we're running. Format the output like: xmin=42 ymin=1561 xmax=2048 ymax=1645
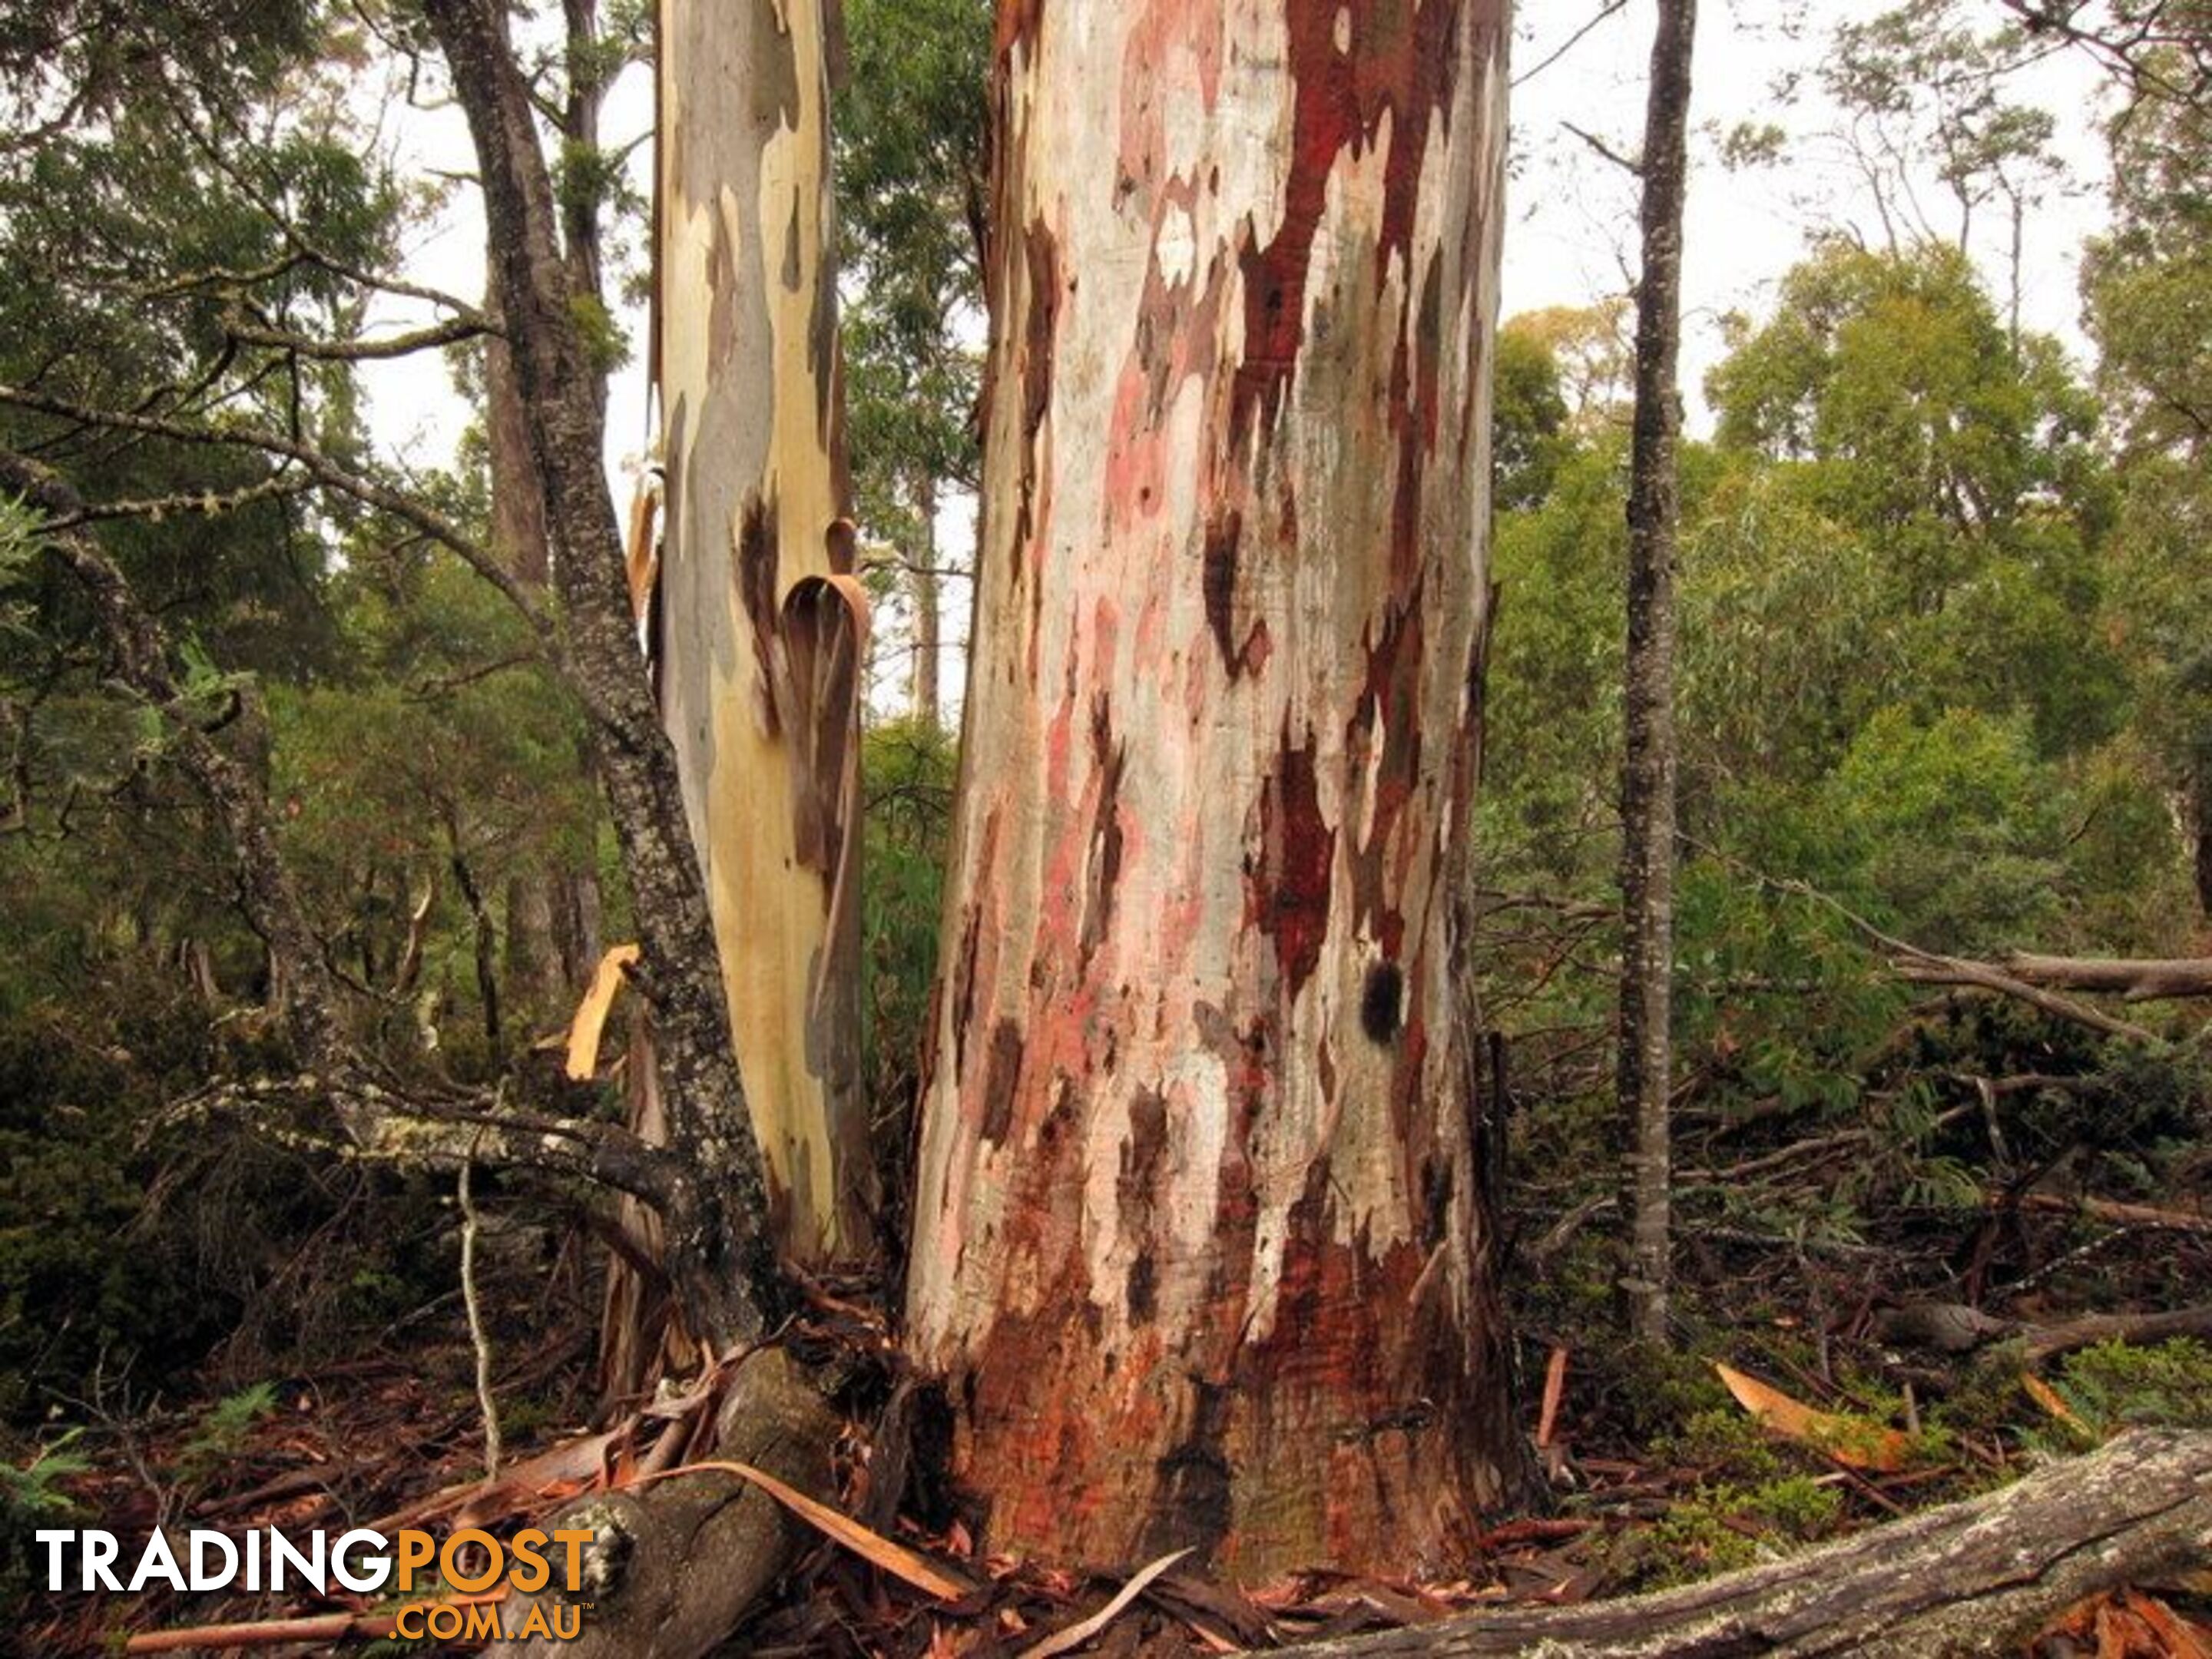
xmin=652 ymin=0 xmax=875 ymax=1266
xmin=906 ymin=0 xmax=1528 ymax=1581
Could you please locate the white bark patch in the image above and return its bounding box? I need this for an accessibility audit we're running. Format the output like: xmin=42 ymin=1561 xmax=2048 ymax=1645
xmin=1163 ymin=1047 xmax=1230 ymax=1266
xmin=1155 ymin=202 xmax=1198 ymax=289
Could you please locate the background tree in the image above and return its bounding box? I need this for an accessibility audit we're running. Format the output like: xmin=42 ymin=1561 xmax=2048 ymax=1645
xmin=2081 ymin=22 xmax=2212 ymax=913
xmin=1619 ymin=0 xmax=1697 ymax=1348
xmin=836 ymin=0 xmax=990 ymax=727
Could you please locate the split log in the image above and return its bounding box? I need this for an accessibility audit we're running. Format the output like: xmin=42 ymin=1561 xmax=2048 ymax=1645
xmin=1274 ymin=1429 xmax=2212 ymax=1657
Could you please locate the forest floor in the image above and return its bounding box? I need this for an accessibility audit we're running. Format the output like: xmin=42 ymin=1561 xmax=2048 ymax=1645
xmin=15 ymin=1118 xmax=2212 ymax=1657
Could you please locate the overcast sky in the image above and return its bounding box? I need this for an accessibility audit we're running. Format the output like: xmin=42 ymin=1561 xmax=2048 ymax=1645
xmin=356 ymin=1 xmax=2121 ymax=711
xmin=1505 ymin=0 xmax=2112 ymax=425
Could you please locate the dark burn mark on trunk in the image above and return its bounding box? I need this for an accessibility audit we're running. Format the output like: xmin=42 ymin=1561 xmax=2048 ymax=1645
xmin=981 ymin=1017 xmax=1025 ymax=1147
xmin=1360 ymin=961 xmax=1404 ymax=1043
xmin=1081 ymin=695 xmax=1127 ymax=966
xmin=1119 ymin=1087 xmax=1169 ymax=1321
xmin=1230 ymin=0 xmax=1464 ymax=450
xmin=949 ymin=900 xmax=982 ymax=1078
xmin=1247 ymin=729 xmax=1334 ymax=1001
xmin=1419 ymin=1155 xmax=1452 ymax=1253
xmin=1200 ymin=508 xmax=1272 ymax=677
xmin=782 ymin=187 xmax=804 ymax=291
xmin=1202 ymin=508 xmax=1243 ymax=670
xmin=1346 ymin=591 xmax=1426 ymax=959
xmin=1388 ymin=251 xmax=1449 ymax=584
xmin=737 ymin=495 xmax=782 ymax=737
xmin=1009 ymin=218 xmax=1061 ymax=593
xmin=1144 ymin=1378 xmax=1233 ymax=1564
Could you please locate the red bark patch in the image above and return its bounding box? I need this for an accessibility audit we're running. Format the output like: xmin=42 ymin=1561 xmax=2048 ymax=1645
xmin=1346 ymin=591 xmax=1427 ymax=960
xmin=1230 ymin=0 xmax=1465 ymax=450
xmin=995 ymin=0 xmax=1045 ymax=57
xmin=1081 ymin=694 xmax=1128 ymax=968
xmin=1118 ymin=1088 xmax=1169 ymax=1320
xmin=1247 ymin=729 xmax=1334 ymax=1001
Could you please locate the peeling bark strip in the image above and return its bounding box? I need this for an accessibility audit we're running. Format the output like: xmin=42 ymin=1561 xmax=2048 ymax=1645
xmin=655 ymin=0 xmax=874 ymax=1264
xmin=907 ymin=0 xmax=1527 ymax=1580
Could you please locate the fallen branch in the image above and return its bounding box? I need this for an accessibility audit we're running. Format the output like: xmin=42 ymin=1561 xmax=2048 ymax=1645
xmin=1998 ymin=953 xmax=2212 ymax=1004
xmin=1274 ymin=1429 xmax=2212 ymax=1656
xmin=125 ymin=1594 xmax=505 ymax=1654
xmin=2021 ymin=1303 xmax=2212 ymax=1364
xmin=2017 ymin=1191 xmax=2212 ymax=1237
xmin=1684 ymin=852 xmax=2181 ymax=1043
xmin=1894 ymin=955 xmax=2163 ymax=1045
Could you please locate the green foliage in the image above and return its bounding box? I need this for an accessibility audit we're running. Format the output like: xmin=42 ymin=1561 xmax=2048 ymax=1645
xmin=0 ymin=1431 xmax=89 ymax=1616
xmin=1492 ymin=322 xmax=1571 ymax=512
xmin=1820 ymin=707 xmax=2066 ymax=949
xmin=861 ymin=717 xmax=956 ymax=1108
xmin=2044 ymin=1339 xmax=2212 ymax=1438
xmin=176 ymin=1383 xmax=279 ymax=1483
xmin=0 ymin=1431 xmax=87 ymax=1521
xmin=1608 ymin=1472 xmax=1846 ymax=1591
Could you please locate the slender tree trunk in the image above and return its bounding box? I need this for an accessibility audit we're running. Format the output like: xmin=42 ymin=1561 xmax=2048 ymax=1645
xmin=906 ymin=0 xmax=1529 ymax=1581
xmin=488 ymin=314 xmax=601 ymax=1018
xmin=1618 ymin=0 xmax=1694 ymax=1349
xmin=2192 ymin=759 xmax=2212 ymax=922
xmin=652 ymin=0 xmax=876 ymax=1267
xmin=911 ymin=472 xmax=942 ymax=729
xmin=426 ymin=0 xmax=786 ymax=1350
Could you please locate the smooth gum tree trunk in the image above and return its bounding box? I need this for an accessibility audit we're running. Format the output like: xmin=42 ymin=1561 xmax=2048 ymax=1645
xmin=654 ymin=0 xmax=876 ymax=1265
xmin=906 ymin=0 xmax=1528 ymax=1581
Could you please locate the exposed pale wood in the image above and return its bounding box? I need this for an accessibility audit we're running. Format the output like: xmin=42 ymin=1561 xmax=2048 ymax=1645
xmin=1272 ymin=1429 xmax=2212 ymax=1657
xmin=2018 ymin=1191 xmax=2212 ymax=1236
xmin=654 ymin=0 xmax=875 ymax=1266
